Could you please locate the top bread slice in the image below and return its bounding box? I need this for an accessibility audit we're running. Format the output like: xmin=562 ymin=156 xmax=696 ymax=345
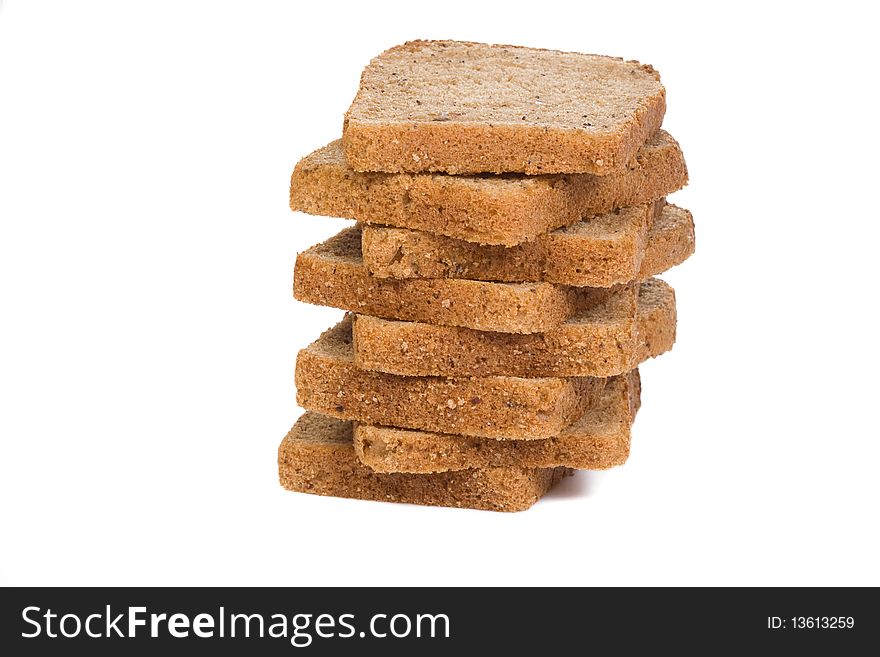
xmin=342 ymin=40 xmax=666 ymax=175
xmin=291 ymin=130 xmax=687 ymax=246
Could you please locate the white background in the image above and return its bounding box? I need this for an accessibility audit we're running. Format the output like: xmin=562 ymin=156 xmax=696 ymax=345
xmin=1 ymin=0 xmax=878 ymax=587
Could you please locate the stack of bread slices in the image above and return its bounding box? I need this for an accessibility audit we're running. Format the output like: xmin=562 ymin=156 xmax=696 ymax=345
xmin=280 ymin=40 xmax=694 ymax=511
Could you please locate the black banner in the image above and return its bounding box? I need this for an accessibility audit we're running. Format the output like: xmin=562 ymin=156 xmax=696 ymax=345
xmin=0 ymin=587 xmax=874 ymax=654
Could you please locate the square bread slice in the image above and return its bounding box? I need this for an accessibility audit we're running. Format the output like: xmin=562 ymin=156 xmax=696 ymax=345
xmin=354 ymin=370 xmax=640 ymax=474
xmin=294 ymin=226 xmax=628 ymax=334
xmin=353 ymin=278 xmax=674 ymax=378
xmin=290 ymin=130 xmax=687 ymax=246
xmin=363 ymin=201 xmax=694 ymax=287
xmin=296 ymin=316 xmax=605 ymax=440
xmin=279 ymin=413 xmax=570 ymax=512
xmin=342 ymin=40 xmax=666 ymax=175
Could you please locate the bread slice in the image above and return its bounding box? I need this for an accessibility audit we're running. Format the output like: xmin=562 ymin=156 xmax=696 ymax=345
xmin=294 ymin=226 xmax=625 ymax=334
xmin=363 ymin=201 xmax=694 ymax=287
xmin=296 ymin=316 xmax=605 ymax=440
xmin=355 ymin=370 xmax=640 ymax=474
xmin=342 ymin=40 xmax=666 ymax=175
xmin=279 ymin=413 xmax=570 ymax=512
xmin=353 ymin=278 xmax=674 ymax=378
xmin=639 ymin=204 xmax=697 ymax=278
xmin=291 ymin=130 xmax=687 ymax=246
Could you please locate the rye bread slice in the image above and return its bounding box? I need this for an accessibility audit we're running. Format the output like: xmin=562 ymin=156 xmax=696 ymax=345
xmin=362 ymin=199 xmax=657 ymax=284
xmin=291 ymin=131 xmax=687 ymax=246
xmin=639 ymin=204 xmax=696 ymax=278
xmin=294 ymin=226 xmax=622 ymax=334
xmin=296 ymin=316 xmax=605 ymax=440
xmin=363 ymin=201 xmax=694 ymax=287
xmin=342 ymin=40 xmax=666 ymax=175
xmin=279 ymin=413 xmax=570 ymax=512
xmin=353 ymin=278 xmax=674 ymax=378
xmin=355 ymin=370 xmax=640 ymax=474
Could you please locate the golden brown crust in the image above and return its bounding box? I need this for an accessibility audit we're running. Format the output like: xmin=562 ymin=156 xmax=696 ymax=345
xmin=362 ymin=201 xmax=694 ymax=287
xmin=295 ymin=316 xmax=606 ymax=440
xmin=290 ymin=131 xmax=687 ymax=246
xmin=354 ymin=370 xmax=640 ymax=473
xmin=279 ymin=412 xmax=570 ymax=511
xmin=639 ymin=206 xmax=696 ymax=279
xmin=353 ymin=279 xmax=675 ymax=378
xmin=342 ymin=40 xmax=666 ymax=175
xmin=293 ymin=226 xmax=619 ymax=334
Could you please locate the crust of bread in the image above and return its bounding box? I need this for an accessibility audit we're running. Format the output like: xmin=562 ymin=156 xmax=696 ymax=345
xmin=354 ymin=370 xmax=640 ymax=473
xmin=291 ymin=130 xmax=687 ymax=246
xmin=279 ymin=413 xmax=570 ymax=512
xmin=363 ymin=201 xmax=694 ymax=287
xmin=296 ymin=316 xmax=606 ymax=440
xmin=293 ymin=226 xmax=628 ymax=334
xmin=353 ymin=278 xmax=675 ymax=378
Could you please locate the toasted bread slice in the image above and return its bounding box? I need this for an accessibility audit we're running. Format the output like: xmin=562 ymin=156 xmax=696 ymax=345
xmin=294 ymin=226 xmax=633 ymax=334
xmin=353 ymin=279 xmax=674 ymax=378
xmin=296 ymin=316 xmax=605 ymax=440
xmin=291 ymin=131 xmax=687 ymax=246
xmin=363 ymin=201 xmax=694 ymax=287
xmin=279 ymin=413 xmax=570 ymax=512
xmin=355 ymin=370 xmax=640 ymax=473
xmin=343 ymin=40 xmax=665 ymax=175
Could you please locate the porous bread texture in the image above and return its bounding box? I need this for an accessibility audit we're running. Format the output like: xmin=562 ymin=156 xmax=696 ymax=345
xmin=362 ymin=199 xmax=655 ymax=285
xmin=342 ymin=40 xmax=666 ymax=175
xmin=355 ymin=370 xmax=640 ymax=474
xmin=353 ymin=278 xmax=674 ymax=378
xmin=291 ymin=131 xmax=687 ymax=246
xmin=293 ymin=226 xmax=618 ymax=334
xmin=296 ymin=316 xmax=606 ymax=440
xmin=279 ymin=413 xmax=570 ymax=512
xmin=639 ymin=204 xmax=696 ymax=277
xmin=363 ymin=201 xmax=694 ymax=287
